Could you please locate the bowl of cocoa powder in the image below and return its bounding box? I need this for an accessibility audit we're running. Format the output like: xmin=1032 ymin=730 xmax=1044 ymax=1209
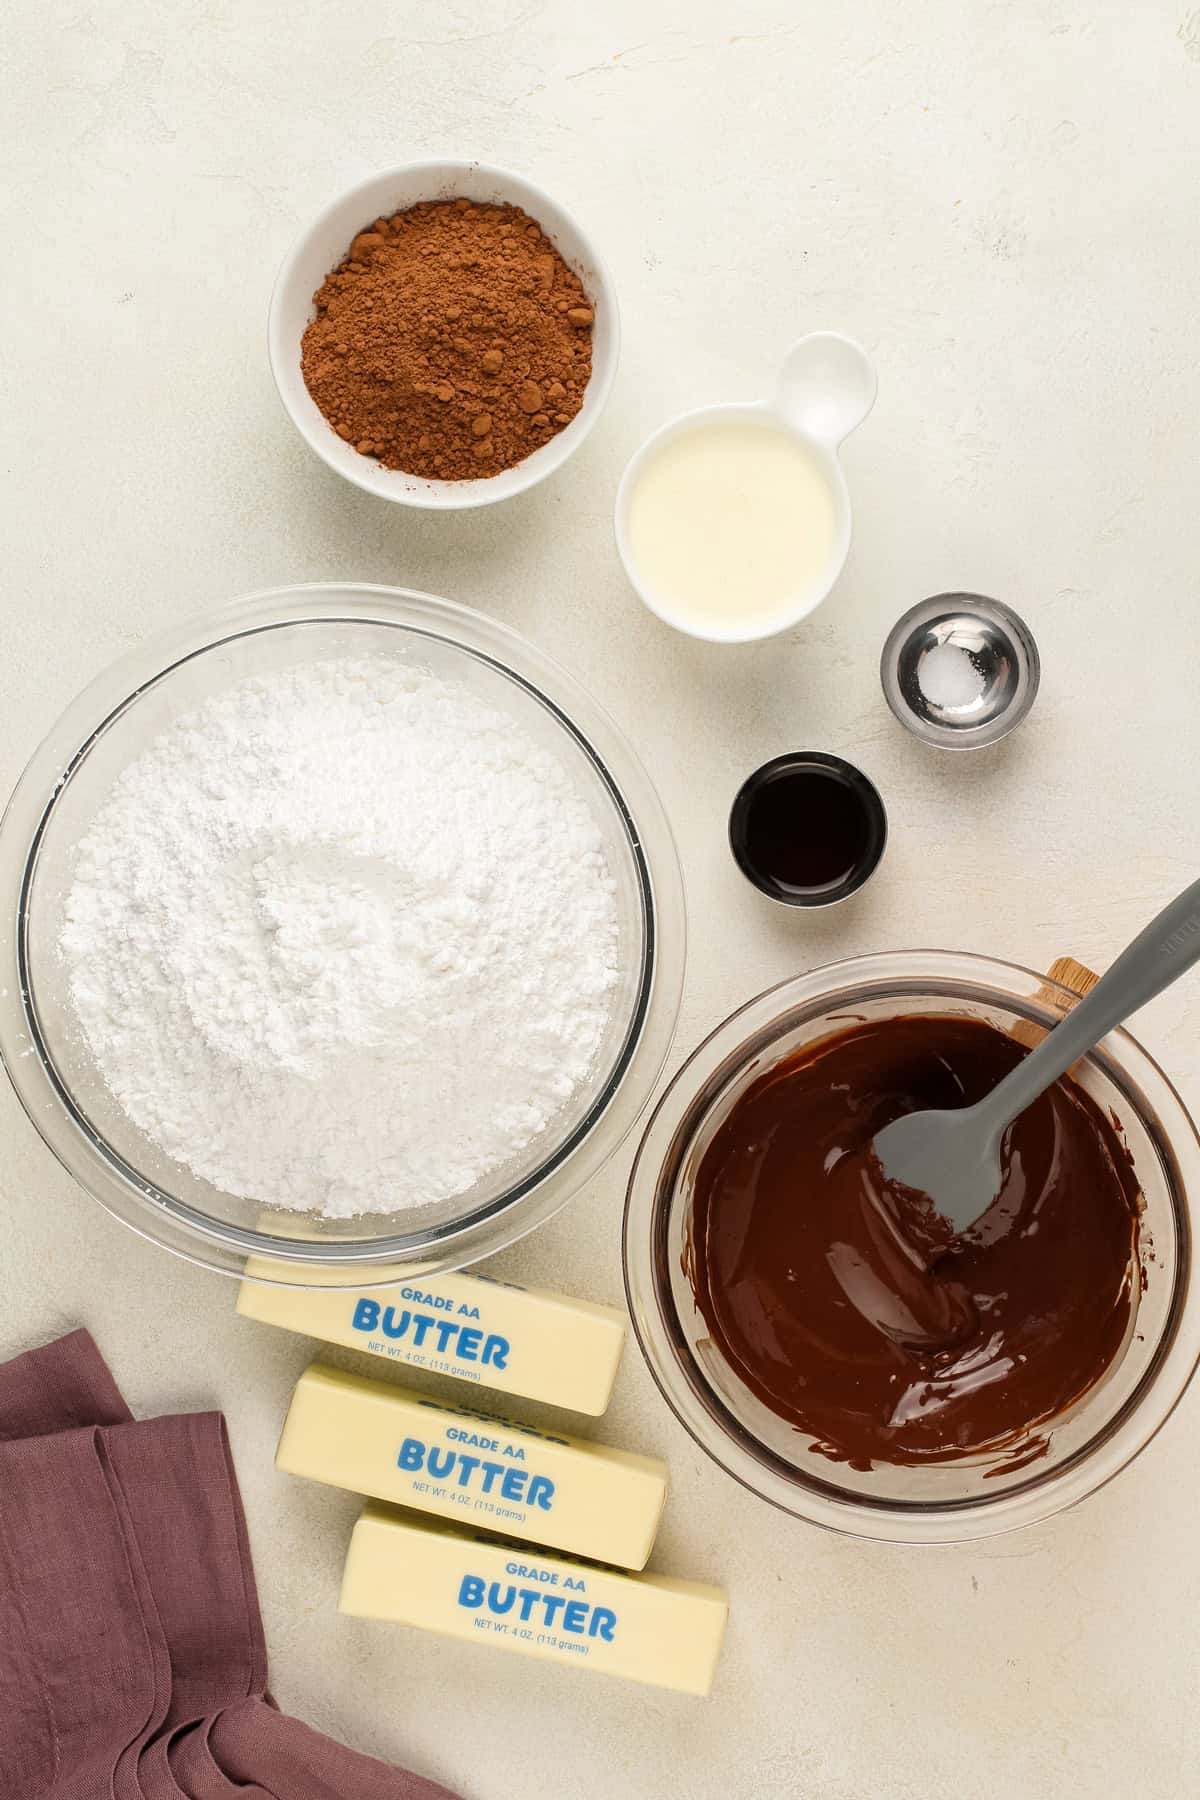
xmin=269 ymin=161 xmax=619 ymax=508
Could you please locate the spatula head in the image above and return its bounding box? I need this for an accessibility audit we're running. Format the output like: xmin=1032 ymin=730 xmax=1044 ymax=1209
xmin=871 ymin=1105 xmax=1005 ymax=1238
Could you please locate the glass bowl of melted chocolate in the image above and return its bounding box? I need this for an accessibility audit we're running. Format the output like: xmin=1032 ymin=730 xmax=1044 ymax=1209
xmin=623 ymin=951 xmax=1200 ymax=1543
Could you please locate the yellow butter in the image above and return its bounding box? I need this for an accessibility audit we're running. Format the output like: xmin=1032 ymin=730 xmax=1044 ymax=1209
xmin=238 ymin=1259 xmax=625 ymax=1415
xmin=341 ymin=1505 xmax=727 ymax=1696
xmin=276 ymin=1363 xmax=667 ymax=1569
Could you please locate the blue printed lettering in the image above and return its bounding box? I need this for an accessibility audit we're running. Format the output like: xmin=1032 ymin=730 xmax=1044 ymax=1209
xmin=501 ymin=1467 xmax=529 ymax=1503
xmin=447 ymin=1428 xmax=499 ymax=1450
xmin=486 ymin=1581 xmax=516 ymax=1615
xmin=478 ymin=1460 xmax=504 ymax=1494
xmin=401 ymin=1287 xmax=452 ymax=1312
xmin=396 ymin=1439 xmax=553 ymax=1511
xmin=456 ymin=1573 xmax=617 ymax=1641
xmin=353 ymin=1301 xmax=512 ymax=1371
xmin=507 ymin=1562 xmax=558 ymax=1583
xmin=458 ymin=1574 xmax=485 ymax=1609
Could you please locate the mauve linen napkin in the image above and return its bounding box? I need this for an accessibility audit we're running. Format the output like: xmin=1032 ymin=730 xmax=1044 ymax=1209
xmin=0 ymin=1330 xmax=462 ymax=1800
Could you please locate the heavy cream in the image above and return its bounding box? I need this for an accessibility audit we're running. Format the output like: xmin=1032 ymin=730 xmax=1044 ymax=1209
xmin=626 ymin=417 xmax=837 ymax=633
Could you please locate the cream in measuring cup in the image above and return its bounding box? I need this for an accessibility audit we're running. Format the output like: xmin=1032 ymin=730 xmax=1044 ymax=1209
xmin=615 ymin=333 xmax=876 ymax=643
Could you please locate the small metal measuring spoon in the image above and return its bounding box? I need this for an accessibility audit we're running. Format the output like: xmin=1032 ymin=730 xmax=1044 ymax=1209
xmin=880 ymin=594 xmax=1040 ymax=749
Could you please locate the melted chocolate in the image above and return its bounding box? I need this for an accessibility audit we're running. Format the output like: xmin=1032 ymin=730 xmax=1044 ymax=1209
xmin=688 ymin=1015 xmax=1141 ymax=1470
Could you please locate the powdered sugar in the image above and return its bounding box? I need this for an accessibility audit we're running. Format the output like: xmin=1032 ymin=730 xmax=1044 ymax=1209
xmin=59 ymin=655 xmax=621 ymax=1217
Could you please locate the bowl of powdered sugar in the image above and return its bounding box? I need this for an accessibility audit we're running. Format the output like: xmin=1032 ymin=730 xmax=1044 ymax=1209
xmin=0 ymin=585 xmax=684 ymax=1283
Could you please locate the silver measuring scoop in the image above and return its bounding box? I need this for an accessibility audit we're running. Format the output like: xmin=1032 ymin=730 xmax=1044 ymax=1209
xmin=880 ymin=593 xmax=1040 ymax=749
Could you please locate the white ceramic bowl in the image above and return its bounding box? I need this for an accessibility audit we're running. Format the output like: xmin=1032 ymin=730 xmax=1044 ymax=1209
xmin=268 ymin=161 xmax=620 ymax=510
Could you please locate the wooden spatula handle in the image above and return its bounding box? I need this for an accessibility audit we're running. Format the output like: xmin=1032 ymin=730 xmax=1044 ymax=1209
xmin=1011 ymin=956 xmax=1100 ymax=1069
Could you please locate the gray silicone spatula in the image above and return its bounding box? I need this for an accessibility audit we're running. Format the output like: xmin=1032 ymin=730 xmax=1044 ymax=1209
xmin=873 ymin=876 xmax=1200 ymax=1237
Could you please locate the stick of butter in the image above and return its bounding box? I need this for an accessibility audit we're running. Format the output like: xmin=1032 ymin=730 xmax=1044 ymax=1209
xmin=277 ymin=1363 xmax=668 ymax=1569
xmin=237 ymin=1259 xmax=625 ymax=1416
xmin=341 ymin=1504 xmax=728 ymax=1697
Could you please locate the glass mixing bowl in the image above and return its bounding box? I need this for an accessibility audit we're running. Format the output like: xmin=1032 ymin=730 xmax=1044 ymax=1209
xmin=623 ymin=952 xmax=1200 ymax=1543
xmin=0 ymin=584 xmax=685 ymax=1285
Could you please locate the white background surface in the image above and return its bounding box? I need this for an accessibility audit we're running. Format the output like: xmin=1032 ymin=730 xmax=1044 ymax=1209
xmin=4 ymin=3 xmax=1200 ymax=1796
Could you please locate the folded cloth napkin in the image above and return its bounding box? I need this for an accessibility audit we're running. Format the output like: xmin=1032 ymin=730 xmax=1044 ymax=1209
xmin=0 ymin=1330 xmax=461 ymax=1800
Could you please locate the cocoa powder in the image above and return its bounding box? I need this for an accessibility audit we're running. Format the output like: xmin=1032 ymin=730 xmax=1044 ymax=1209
xmin=300 ymin=198 xmax=595 ymax=481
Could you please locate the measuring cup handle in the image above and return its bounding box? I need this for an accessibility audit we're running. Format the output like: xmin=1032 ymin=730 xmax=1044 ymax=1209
xmin=775 ymin=332 xmax=877 ymax=448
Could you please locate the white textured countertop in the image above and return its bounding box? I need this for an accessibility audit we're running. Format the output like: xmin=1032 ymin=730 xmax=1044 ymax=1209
xmin=5 ymin=4 xmax=1200 ymax=1796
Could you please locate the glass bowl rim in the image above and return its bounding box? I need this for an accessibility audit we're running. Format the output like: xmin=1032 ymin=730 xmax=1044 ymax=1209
xmin=0 ymin=582 xmax=686 ymax=1283
xmin=623 ymin=948 xmax=1200 ymax=1544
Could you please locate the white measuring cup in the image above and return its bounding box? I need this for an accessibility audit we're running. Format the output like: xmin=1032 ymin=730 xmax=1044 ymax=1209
xmin=614 ymin=332 xmax=877 ymax=644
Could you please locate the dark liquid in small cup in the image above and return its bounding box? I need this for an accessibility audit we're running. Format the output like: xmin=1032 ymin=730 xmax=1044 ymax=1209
xmin=730 ymin=755 xmax=886 ymax=904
